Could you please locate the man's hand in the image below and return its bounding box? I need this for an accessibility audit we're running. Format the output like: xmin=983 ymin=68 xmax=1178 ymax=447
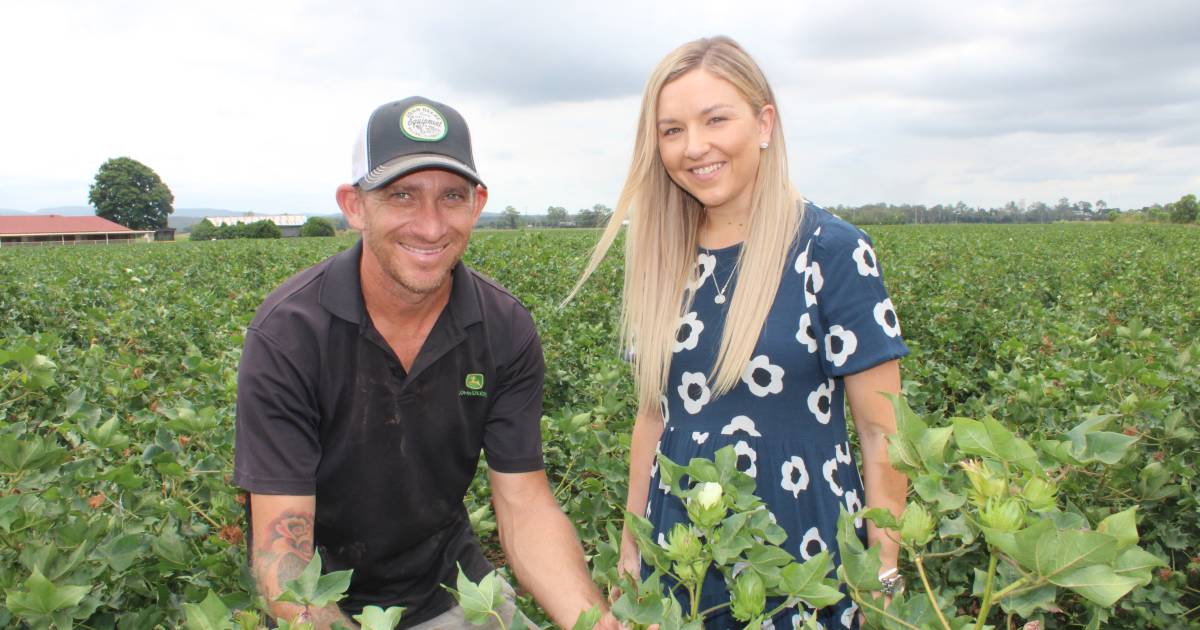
xmin=490 ymin=469 xmax=610 ymax=629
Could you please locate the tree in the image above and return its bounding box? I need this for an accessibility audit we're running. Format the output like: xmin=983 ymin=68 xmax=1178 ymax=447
xmin=502 ymin=205 xmax=520 ymax=229
xmin=190 ymin=219 xmax=216 ymax=240
xmin=546 ymin=206 xmax=569 ymax=226
xmin=88 ymin=157 xmax=174 ymax=230
xmin=575 ymin=207 xmax=597 ymax=227
xmin=1169 ymin=193 xmax=1198 ymax=223
xmin=300 ymin=216 xmax=336 ymax=237
xmin=592 ymin=203 xmax=613 ymax=226
xmin=245 ymin=220 xmax=281 ymax=239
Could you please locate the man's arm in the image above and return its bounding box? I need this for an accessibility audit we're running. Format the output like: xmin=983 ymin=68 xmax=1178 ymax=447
xmin=249 ymin=494 xmax=358 ymax=629
xmin=489 ymin=469 xmax=611 ymax=628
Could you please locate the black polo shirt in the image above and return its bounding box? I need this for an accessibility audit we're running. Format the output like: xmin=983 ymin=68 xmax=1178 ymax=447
xmin=233 ymin=240 xmax=544 ymax=625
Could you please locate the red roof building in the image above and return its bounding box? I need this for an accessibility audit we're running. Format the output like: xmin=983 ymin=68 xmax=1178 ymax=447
xmin=0 ymin=215 xmax=154 ymax=247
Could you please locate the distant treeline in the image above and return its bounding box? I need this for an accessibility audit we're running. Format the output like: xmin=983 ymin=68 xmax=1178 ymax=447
xmin=828 ymin=194 xmax=1198 ymax=225
xmin=478 ymin=195 xmax=1200 ymax=228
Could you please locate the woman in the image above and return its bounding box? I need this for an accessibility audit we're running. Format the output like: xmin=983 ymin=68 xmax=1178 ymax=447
xmin=571 ymin=36 xmax=908 ymax=628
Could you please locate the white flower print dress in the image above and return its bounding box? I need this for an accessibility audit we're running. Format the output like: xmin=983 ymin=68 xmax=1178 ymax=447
xmin=644 ymin=204 xmax=909 ymax=629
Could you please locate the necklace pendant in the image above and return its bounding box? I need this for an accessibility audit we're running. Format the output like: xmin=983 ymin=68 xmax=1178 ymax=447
xmin=714 ymin=294 xmax=726 ymax=305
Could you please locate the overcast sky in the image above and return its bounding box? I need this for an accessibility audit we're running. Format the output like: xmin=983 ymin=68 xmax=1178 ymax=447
xmin=2 ymin=0 xmax=1197 ymax=215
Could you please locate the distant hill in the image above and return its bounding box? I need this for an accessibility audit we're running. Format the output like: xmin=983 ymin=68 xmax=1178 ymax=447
xmin=31 ymin=206 xmax=93 ymax=216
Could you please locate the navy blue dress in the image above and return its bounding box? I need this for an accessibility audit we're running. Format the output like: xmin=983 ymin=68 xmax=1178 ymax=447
xmin=644 ymin=205 xmax=909 ymax=629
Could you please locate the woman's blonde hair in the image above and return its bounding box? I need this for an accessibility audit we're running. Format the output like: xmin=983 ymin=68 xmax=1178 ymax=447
xmin=567 ymin=35 xmax=803 ymax=414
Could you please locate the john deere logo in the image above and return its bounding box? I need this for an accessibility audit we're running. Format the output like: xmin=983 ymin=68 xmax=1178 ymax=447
xmin=400 ymin=104 xmax=448 ymax=142
xmin=465 ymin=373 xmax=484 ymax=390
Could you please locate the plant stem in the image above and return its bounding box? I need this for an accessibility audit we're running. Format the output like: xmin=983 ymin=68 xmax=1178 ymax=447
xmin=180 ymin=492 xmax=222 ymax=530
xmin=990 ymin=575 xmax=1034 ymax=601
xmin=696 ymin=602 xmax=731 ymax=618
xmin=852 ymin=590 xmax=922 ymax=630
xmin=973 ymin=552 xmax=999 ymax=630
xmin=914 ymin=554 xmax=952 ymax=630
xmin=553 ymin=460 xmax=575 ymax=500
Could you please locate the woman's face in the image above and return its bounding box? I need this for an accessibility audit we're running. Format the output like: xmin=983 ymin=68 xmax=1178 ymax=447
xmin=655 ymin=68 xmax=774 ymax=217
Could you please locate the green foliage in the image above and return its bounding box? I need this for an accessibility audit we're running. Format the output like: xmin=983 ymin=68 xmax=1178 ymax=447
xmin=88 ymin=156 xmax=174 ymax=230
xmin=1168 ymin=193 xmax=1198 ymax=223
xmin=300 ymin=216 xmax=336 ymax=237
xmin=275 ymin=553 xmax=353 ymax=609
xmin=190 ymin=218 xmax=217 ymax=240
xmin=618 ymin=446 xmax=843 ymax=627
xmin=0 ymin=224 xmax=1196 ymax=627
xmin=844 ymin=396 xmax=1168 ymax=628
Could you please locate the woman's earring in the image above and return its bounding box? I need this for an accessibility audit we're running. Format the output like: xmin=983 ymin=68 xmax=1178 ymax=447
xmin=760 ymin=142 xmax=769 ymax=150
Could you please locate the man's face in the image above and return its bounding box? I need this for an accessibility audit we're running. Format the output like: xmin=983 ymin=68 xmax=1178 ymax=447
xmin=342 ymin=169 xmax=486 ymax=301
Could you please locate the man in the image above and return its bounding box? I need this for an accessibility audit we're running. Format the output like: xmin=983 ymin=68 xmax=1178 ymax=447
xmin=234 ymin=97 xmax=611 ymax=628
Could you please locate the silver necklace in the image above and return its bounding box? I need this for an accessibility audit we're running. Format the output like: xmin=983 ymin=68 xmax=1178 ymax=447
xmin=704 ymin=250 xmax=739 ymax=304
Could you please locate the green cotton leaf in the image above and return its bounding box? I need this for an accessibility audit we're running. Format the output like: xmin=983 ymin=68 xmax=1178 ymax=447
xmin=1033 ymin=529 xmax=1121 ymax=579
xmin=1112 ymin=547 xmax=1167 ymax=584
xmin=570 ymin=605 xmax=602 ymax=630
xmin=657 ymin=453 xmax=686 ymax=496
xmin=88 ymin=415 xmax=129 ymax=450
xmin=712 ymin=445 xmax=738 ymax=480
xmin=445 ymin=567 xmax=503 ymax=626
xmin=611 ymin=571 xmax=670 ymax=626
xmin=1080 ymin=432 xmax=1138 ymax=465
xmin=1037 ymin=439 xmax=1081 ymax=466
xmin=744 ymin=544 xmax=795 ymax=569
xmin=353 ymin=605 xmax=406 ymax=630
xmin=835 ymin=507 xmax=881 ymax=591
xmin=684 ymin=457 xmax=719 ymax=483
xmin=937 ymin=513 xmax=977 ymax=545
xmin=916 ymin=426 xmax=954 ymax=470
xmin=5 ymin=568 xmax=90 ymax=614
xmin=709 ymin=525 xmax=753 ymax=566
xmin=183 ymin=590 xmax=232 ymax=630
xmin=1096 ymin=507 xmax=1139 ymax=549
xmin=626 ymin=512 xmax=671 ymax=572
xmin=859 ymin=507 xmax=900 ymax=530
xmin=985 ymin=561 xmax=1057 ymax=617
xmin=1003 ymin=519 xmax=1055 ymax=569
xmin=276 ymin=553 xmax=351 ymax=609
xmin=780 ymin=551 xmax=844 ymax=609
xmin=99 ymin=531 xmax=145 ymax=572
xmin=0 ymin=494 xmax=22 ymax=532
xmin=912 ymin=474 xmax=967 ymax=511
xmin=952 ymin=416 xmax=1041 ymax=473
xmin=152 ymin=529 xmax=189 ymax=567
xmin=308 ymin=568 xmax=353 ymax=608
xmin=1049 ymin=564 xmax=1144 ymax=607
xmin=276 ymin=552 xmax=351 ymax=609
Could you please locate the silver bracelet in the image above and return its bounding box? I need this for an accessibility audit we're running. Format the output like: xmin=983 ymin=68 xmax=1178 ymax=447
xmin=878 ymin=568 xmax=904 ymax=597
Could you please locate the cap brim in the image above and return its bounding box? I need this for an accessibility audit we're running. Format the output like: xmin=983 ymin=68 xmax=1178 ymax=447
xmin=358 ymin=154 xmax=485 ymax=190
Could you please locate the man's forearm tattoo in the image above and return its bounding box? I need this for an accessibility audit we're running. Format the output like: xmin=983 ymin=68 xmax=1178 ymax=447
xmin=255 ymin=509 xmax=316 ymax=589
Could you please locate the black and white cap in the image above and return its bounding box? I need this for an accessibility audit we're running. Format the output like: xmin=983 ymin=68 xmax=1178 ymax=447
xmin=351 ymin=96 xmax=484 ymax=190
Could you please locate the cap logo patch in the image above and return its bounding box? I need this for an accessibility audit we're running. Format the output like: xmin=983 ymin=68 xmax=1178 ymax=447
xmin=400 ymin=104 xmax=448 ymax=142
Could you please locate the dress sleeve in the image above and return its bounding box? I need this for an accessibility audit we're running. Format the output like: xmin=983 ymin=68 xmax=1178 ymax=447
xmin=233 ymin=328 xmax=322 ymax=495
xmin=808 ymin=220 xmax=909 ymax=378
xmin=482 ymin=307 xmax=546 ymax=473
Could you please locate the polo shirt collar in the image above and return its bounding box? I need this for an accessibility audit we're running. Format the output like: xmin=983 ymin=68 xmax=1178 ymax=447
xmin=318 ymin=238 xmax=483 ymax=330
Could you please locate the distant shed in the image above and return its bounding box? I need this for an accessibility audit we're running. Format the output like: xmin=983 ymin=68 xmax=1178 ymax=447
xmin=205 ymin=214 xmax=306 ymax=238
xmin=0 ymin=215 xmax=153 ymax=247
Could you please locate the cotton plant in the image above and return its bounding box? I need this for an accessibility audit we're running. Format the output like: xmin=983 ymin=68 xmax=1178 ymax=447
xmin=182 ymin=553 xmax=405 ymax=630
xmin=615 ymin=445 xmax=844 ymax=629
xmin=834 ymin=395 xmax=1166 ymax=629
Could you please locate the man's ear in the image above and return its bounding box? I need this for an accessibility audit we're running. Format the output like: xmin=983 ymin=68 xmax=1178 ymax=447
xmin=471 ymin=185 xmax=488 ymax=224
xmin=336 ymin=184 xmax=366 ymax=231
